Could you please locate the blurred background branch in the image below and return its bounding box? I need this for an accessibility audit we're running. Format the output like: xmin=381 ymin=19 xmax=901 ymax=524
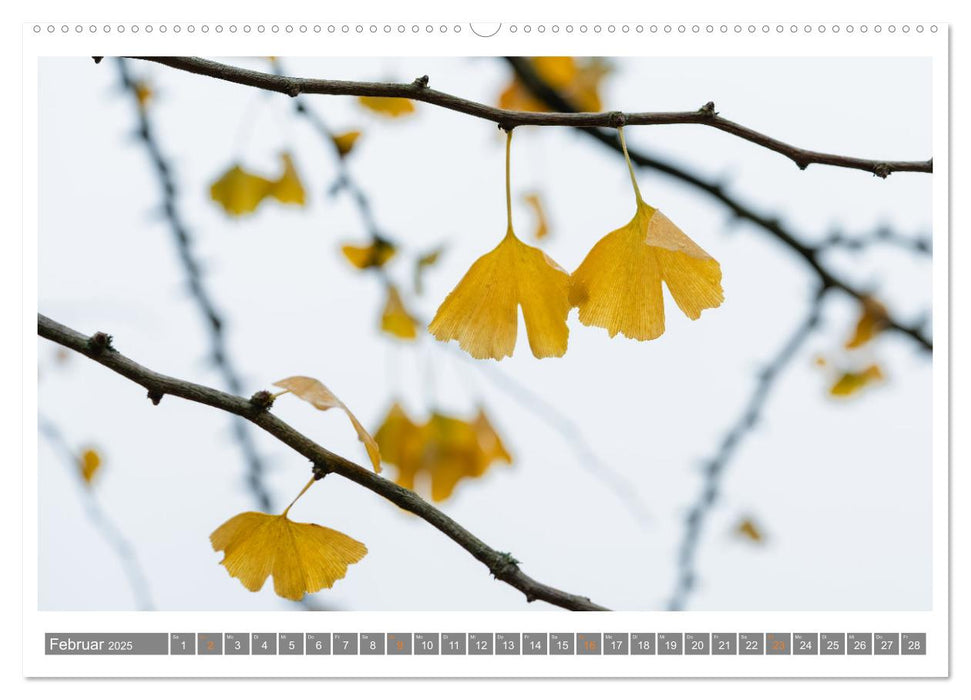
xmin=116 ymin=58 xmax=273 ymax=512
xmin=38 ymin=415 xmax=155 ymax=611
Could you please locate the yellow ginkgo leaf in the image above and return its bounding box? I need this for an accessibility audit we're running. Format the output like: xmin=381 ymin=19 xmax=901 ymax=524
xmin=429 ymin=230 xmax=570 ymax=359
xmin=341 ymin=239 xmax=397 ymax=270
xmin=332 ymin=130 xmax=362 ymax=157
xmin=79 ymin=448 xmax=102 ymax=484
xmin=472 ymin=408 xmax=512 ymax=476
xmin=269 ymin=153 xmax=306 ymax=206
xmin=845 ymin=296 xmax=890 ymax=349
xmin=210 ymin=480 xmax=367 ymax=601
xmin=735 ymin=518 xmax=764 ymax=543
xmin=829 ymin=364 xmax=885 ymax=397
xmin=429 ymin=131 xmax=570 ymax=360
xmin=523 ymin=192 xmax=550 ymax=240
xmin=210 ymin=165 xmax=276 ymax=217
xmin=273 ymin=376 xmax=382 ymax=472
xmin=380 ymin=285 xmax=418 ymax=340
xmin=357 ymin=95 xmax=416 ymax=117
xmin=570 ymin=128 xmax=723 ymax=341
xmin=414 ymin=245 xmax=445 ymax=295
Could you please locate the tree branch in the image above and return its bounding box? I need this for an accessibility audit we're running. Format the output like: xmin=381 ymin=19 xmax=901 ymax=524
xmin=125 ymin=56 xmax=931 ymax=177
xmin=504 ymin=57 xmax=933 ymax=353
xmin=115 ymin=58 xmax=274 ymax=511
xmin=38 ymin=313 xmax=609 ymax=612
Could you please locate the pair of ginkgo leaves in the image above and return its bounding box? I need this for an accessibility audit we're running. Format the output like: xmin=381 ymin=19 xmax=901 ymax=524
xmin=428 ymin=128 xmax=724 ymax=360
xmin=210 ymin=128 xmax=726 ymax=602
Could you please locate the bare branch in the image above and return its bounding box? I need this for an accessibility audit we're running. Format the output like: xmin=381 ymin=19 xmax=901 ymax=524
xmin=38 ymin=313 xmax=610 ymax=612
xmin=38 ymin=416 xmax=155 ymax=611
xmin=667 ymin=290 xmax=826 ymax=611
xmin=115 ymin=58 xmax=274 ymax=511
xmin=505 ymin=57 xmax=933 ymax=353
xmin=125 ymin=56 xmax=931 ymax=177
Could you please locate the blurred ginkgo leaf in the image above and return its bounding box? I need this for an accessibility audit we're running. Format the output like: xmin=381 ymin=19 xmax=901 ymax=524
xmin=845 ymin=296 xmax=890 ymax=349
xmin=332 ymin=130 xmax=362 ymax=157
xmin=209 ymin=165 xmax=276 ymax=216
xmin=497 ymin=57 xmax=611 ymax=113
xmin=734 ymin=517 xmax=765 ymax=543
xmin=269 ymin=153 xmax=306 ymax=205
xmin=829 ymin=365 xmax=885 ymax=397
xmin=523 ymin=192 xmax=550 ymax=241
xmin=341 ymin=238 xmax=397 ymax=270
xmin=79 ymin=448 xmax=102 ymax=485
xmin=380 ymin=284 xmax=418 ymax=340
xmin=358 ymin=95 xmax=416 ymax=117
xmin=374 ymin=403 xmax=512 ymax=502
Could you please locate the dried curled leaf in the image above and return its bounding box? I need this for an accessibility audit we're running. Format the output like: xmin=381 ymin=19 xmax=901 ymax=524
xmin=358 ymin=95 xmax=416 ymax=117
xmin=211 ymin=511 xmax=366 ymax=600
xmin=429 ymin=228 xmax=570 ymax=360
xmin=829 ymin=365 xmax=885 ymax=397
xmin=341 ymin=239 xmax=397 ymax=270
xmin=79 ymin=448 xmax=102 ymax=485
xmin=570 ymin=199 xmax=723 ymax=341
xmin=273 ymin=376 xmax=381 ymax=472
xmin=846 ymin=297 xmax=890 ymax=349
xmin=380 ymin=285 xmax=418 ymax=340
xmin=332 ymin=130 xmax=362 ymax=157
xmin=523 ymin=192 xmax=550 ymax=241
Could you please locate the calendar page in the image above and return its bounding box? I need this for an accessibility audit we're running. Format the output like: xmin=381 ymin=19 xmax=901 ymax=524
xmin=19 ymin=9 xmax=949 ymax=684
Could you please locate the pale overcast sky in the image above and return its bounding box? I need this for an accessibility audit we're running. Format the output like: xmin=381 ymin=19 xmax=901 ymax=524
xmin=36 ymin=56 xmax=932 ymax=611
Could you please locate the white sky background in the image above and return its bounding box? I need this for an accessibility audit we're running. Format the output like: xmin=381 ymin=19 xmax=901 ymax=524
xmin=36 ymin=56 xmax=932 ymax=612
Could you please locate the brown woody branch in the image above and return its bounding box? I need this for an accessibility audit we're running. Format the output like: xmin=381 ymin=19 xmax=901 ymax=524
xmin=38 ymin=313 xmax=609 ymax=612
xmin=127 ymin=56 xmax=931 ymax=177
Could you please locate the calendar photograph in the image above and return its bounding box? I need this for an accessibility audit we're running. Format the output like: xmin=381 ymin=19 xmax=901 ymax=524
xmin=34 ymin=51 xmax=934 ymax=619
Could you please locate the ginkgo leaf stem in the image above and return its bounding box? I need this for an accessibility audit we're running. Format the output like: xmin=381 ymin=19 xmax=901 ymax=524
xmin=505 ymin=129 xmax=514 ymax=234
xmin=618 ymin=126 xmax=643 ymax=204
xmin=271 ymin=389 xmax=291 ymax=399
xmin=283 ymin=476 xmax=317 ymax=517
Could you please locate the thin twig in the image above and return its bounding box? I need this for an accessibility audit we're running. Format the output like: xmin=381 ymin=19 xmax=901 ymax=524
xmin=504 ymin=57 xmax=933 ymax=353
xmin=38 ymin=314 xmax=610 ymax=611
xmin=667 ymin=290 xmax=826 ymax=611
xmin=127 ymin=56 xmax=931 ymax=177
xmin=37 ymin=416 xmax=156 ymax=611
xmin=115 ymin=58 xmax=273 ymax=511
